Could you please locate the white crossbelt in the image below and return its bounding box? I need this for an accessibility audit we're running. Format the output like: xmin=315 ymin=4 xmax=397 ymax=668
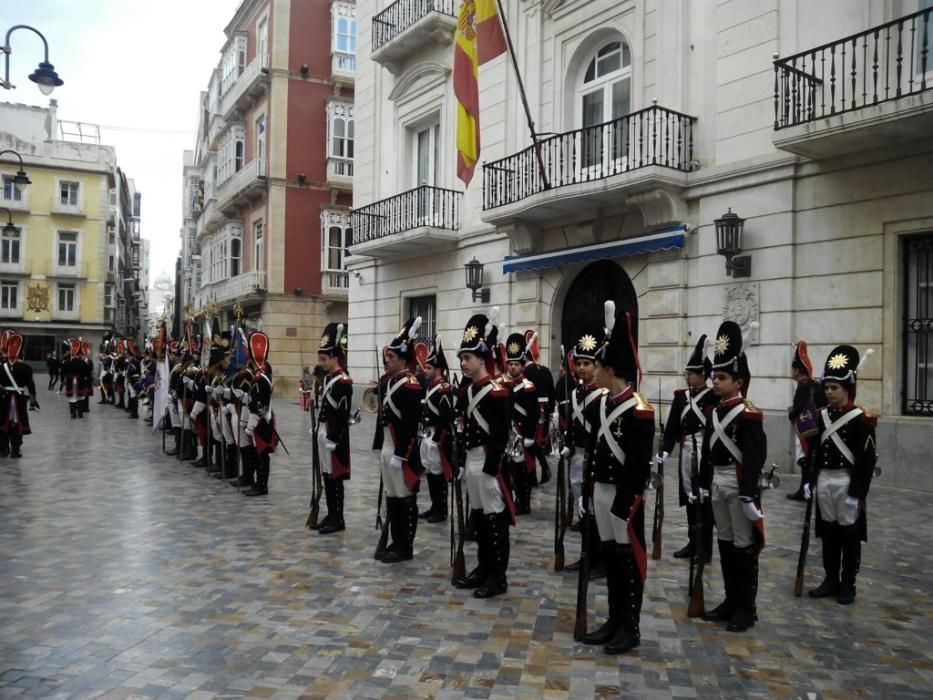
xmin=513 ymin=386 xmax=528 ymax=418
xmin=467 ymin=382 xmax=494 ymax=434
xmin=384 ymin=375 xmax=407 ymax=419
xmin=322 ymin=374 xmax=341 ymax=409
xmin=597 ymin=394 xmax=636 ymax=465
xmin=572 ymin=388 xmax=600 ymax=434
xmin=820 ymin=407 xmax=862 ymax=466
xmin=681 ymin=387 xmax=711 ymax=425
xmin=2 ymin=363 xmax=24 ymax=394
xmin=710 ymin=403 xmax=745 ymax=465
xmin=424 ymin=383 xmax=442 ymax=416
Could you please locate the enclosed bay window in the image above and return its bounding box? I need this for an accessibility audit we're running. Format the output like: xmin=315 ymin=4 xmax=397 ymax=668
xmin=253 ymin=219 xmax=264 ymax=273
xmin=217 ymin=125 xmax=246 ymax=184
xmin=328 ymin=101 xmax=354 ymax=160
xmin=221 ymin=33 xmax=247 ymax=94
xmin=332 ymin=3 xmax=357 ymax=71
xmin=322 ymin=209 xmax=351 ymax=272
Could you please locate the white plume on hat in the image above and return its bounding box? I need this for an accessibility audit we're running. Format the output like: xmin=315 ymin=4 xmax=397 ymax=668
xmin=604 ymin=300 xmax=616 ymax=334
xmin=485 ymin=306 xmax=500 ymax=339
xmin=409 ymin=316 xmax=422 ymax=340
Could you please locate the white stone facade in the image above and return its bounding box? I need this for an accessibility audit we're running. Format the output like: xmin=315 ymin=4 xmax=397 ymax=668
xmin=348 ymin=0 xmax=933 ymax=489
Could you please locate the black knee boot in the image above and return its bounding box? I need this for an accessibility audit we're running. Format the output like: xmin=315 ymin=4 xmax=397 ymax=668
xmin=384 ymin=495 xmax=416 ymax=563
xmin=428 ymin=475 xmax=448 ymax=523
xmin=726 ymin=545 xmax=757 ymax=632
xmin=167 ymin=428 xmax=181 ymax=456
xmin=420 ymin=473 xmax=438 ymax=520
xmin=182 ymin=431 xmax=199 ymax=460
xmin=226 ymin=445 xmax=238 ymax=482
xmin=703 ymin=540 xmax=736 ymax=621
xmin=239 ymin=446 xmax=256 ymax=486
xmin=244 ymin=452 xmax=268 ymax=496
xmin=838 ymin=523 xmax=861 ymax=605
xmin=456 ymin=509 xmax=487 ymax=588
xmin=128 ymin=397 xmax=139 ymax=418
xmin=319 ymin=477 xmax=346 ymax=534
xmin=69 ymin=402 xmax=77 ymax=419
xmin=583 ymin=541 xmax=620 ymax=644
xmin=810 ymin=522 xmax=841 ymax=597
xmin=474 ymin=512 xmax=509 ymax=598
xmin=605 ymin=543 xmax=643 ymax=654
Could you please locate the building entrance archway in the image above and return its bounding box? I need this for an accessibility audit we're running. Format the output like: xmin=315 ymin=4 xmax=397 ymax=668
xmin=560 ymin=260 xmax=638 ymax=358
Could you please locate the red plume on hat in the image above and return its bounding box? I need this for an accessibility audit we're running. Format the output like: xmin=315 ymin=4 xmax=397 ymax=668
xmin=81 ymin=340 xmax=90 ymax=357
xmin=249 ymin=331 xmax=269 ymax=369
xmin=7 ymin=332 xmax=23 ymax=363
xmin=69 ymin=339 xmax=80 ymax=359
xmin=0 ymin=330 xmax=11 ymax=356
xmin=793 ymin=340 xmax=813 ymax=377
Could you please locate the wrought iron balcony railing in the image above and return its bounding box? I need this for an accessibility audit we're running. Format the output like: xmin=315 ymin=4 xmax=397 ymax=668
xmin=372 ymin=0 xmax=457 ymax=52
xmin=483 ymin=104 xmax=696 ymax=210
xmin=351 ymin=185 xmax=461 ymax=246
xmin=774 ymin=7 xmax=932 ymax=129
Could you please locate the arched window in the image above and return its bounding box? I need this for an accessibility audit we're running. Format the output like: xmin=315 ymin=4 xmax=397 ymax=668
xmin=235 ymin=140 xmax=244 ymax=172
xmin=577 ymin=40 xmax=632 ymax=169
xmin=230 ymin=238 xmax=241 ymax=277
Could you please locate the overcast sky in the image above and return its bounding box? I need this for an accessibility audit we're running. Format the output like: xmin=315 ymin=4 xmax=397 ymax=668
xmin=4 ymin=0 xmax=241 ymax=286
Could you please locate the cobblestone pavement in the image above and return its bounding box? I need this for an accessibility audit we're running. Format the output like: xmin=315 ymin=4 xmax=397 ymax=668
xmin=0 ymin=390 xmax=930 ymax=699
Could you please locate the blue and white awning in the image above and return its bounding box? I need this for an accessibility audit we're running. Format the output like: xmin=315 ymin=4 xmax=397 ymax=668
xmin=502 ymin=224 xmax=687 ymax=274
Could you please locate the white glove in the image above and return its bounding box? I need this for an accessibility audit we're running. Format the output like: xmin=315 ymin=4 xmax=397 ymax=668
xmin=183 ymin=376 xmax=194 ymax=389
xmin=223 ymin=388 xmax=232 ymax=400
xmin=190 ymin=400 xmax=205 ymax=419
xmin=244 ymin=427 xmax=254 ymax=437
xmin=689 ymin=487 xmax=709 ymax=504
xmin=803 ymin=483 xmax=812 ymax=501
xmin=740 ymin=496 xmax=763 ymax=521
xmin=325 ymin=440 xmax=337 ymax=451
xmin=560 ymin=446 xmax=571 ymax=458
xmin=575 ymin=496 xmax=585 ymax=519
xmin=844 ymin=496 xmax=860 ymax=511
xmin=656 ymin=451 xmax=669 ymax=466
xmin=390 ymin=455 xmax=404 ymax=470
xmin=523 ymin=438 xmax=534 ymax=448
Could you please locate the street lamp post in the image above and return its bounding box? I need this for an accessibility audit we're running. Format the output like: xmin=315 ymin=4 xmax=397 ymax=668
xmin=1 ymin=24 xmax=64 ymax=95
xmin=0 ymin=150 xmax=32 ymax=186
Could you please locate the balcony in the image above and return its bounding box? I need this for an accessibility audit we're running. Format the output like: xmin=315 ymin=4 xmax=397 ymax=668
xmin=221 ymin=53 xmax=269 ymax=121
xmin=481 ymin=104 xmax=697 ymax=227
xmin=326 ymin=156 xmax=353 ymax=190
xmin=216 ymin=159 xmax=267 ymax=216
xmin=371 ymin=0 xmax=457 ymax=73
xmin=350 ymin=185 xmax=461 ymax=258
xmin=51 ymin=199 xmax=85 ymax=217
xmin=196 ymin=269 xmax=266 ymax=307
xmin=43 ymin=261 xmax=92 ymax=280
xmin=322 ymin=269 xmax=349 ymax=297
xmin=0 ymin=188 xmax=29 ymax=212
xmin=332 ymin=52 xmax=356 ymax=85
xmin=773 ymin=7 xmax=933 ymax=159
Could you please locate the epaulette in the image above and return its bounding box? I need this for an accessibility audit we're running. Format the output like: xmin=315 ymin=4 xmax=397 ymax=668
xmin=741 ymin=400 xmax=763 ymax=422
xmin=859 ymin=407 xmax=878 ymax=428
xmin=404 ymin=375 xmax=421 ymax=389
xmin=337 ymin=372 xmax=353 ymax=384
xmin=521 ymin=378 xmax=535 ymax=391
xmin=490 ymin=379 xmax=509 ymax=396
xmin=673 ymin=388 xmax=686 ymax=397
xmin=632 ymin=392 xmax=655 ymax=419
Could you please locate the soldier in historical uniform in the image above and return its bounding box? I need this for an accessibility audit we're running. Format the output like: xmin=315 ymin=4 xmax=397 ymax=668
xmin=78 ymin=340 xmax=94 ymax=415
xmin=63 ymin=338 xmax=84 ymax=418
xmin=787 ymin=340 xmax=825 ymax=501
xmin=699 ymin=320 xmax=767 ymax=633
xmin=375 ymin=318 xmax=425 ymax=563
xmin=203 ymin=330 xmax=231 ymax=478
xmin=113 ymin=341 xmax=127 ymax=410
xmin=313 ymin=322 xmax=352 ymax=534
xmin=560 ymin=323 xmax=606 ymax=577
xmin=454 ymin=308 xmax=514 ymax=598
xmin=0 ymin=332 xmax=38 ymax=458
xmin=165 ymin=343 xmax=185 ymax=456
xmin=188 ymin=351 xmax=211 ymax=469
xmin=125 ymin=343 xmax=142 ymax=419
xmin=808 ymin=345 xmax=877 ymax=605
xmin=418 ymin=335 xmax=454 ymax=523
xmin=657 ymin=335 xmax=717 ymax=561
xmin=98 ymin=341 xmax=114 ymax=404
xmin=244 ymin=332 xmax=276 ymax=496
xmin=521 ymin=329 xmax=555 ymax=485
xmin=581 ymin=302 xmax=654 ymax=655
xmin=504 ymin=332 xmax=540 ymax=516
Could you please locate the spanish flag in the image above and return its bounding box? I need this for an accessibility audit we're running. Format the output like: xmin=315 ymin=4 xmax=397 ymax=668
xmin=455 ymin=0 xmax=507 ymax=185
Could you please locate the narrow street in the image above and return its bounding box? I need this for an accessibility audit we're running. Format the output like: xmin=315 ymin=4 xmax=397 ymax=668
xmin=0 ymin=391 xmax=929 ymax=699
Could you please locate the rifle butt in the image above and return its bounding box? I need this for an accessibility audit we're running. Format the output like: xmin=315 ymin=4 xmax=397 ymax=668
xmin=573 ymin=612 xmax=587 ymax=642
xmin=306 ymin=505 xmax=319 ymax=529
xmin=651 ymin=537 xmax=662 ymax=561
xmin=374 ymin=524 xmax=389 ymax=559
xmin=793 ymin=576 xmax=804 ymax=597
xmin=451 ymin=549 xmax=466 ymax=585
xmin=687 ymin=580 xmax=705 ymax=618
xmin=553 ymin=548 xmax=565 ymax=573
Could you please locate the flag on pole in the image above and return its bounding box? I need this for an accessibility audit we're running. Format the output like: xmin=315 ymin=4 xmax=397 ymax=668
xmin=454 ymin=0 xmax=508 ymax=185
xmin=476 ymin=0 xmax=507 ymax=64
xmin=151 ymin=354 xmax=170 ymax=435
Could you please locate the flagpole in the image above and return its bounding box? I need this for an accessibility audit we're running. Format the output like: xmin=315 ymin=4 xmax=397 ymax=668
xmin=493 ymin=0 xmax=550 ymax=190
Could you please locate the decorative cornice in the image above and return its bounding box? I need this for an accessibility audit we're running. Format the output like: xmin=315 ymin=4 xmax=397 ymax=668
xmin=388 ymin=61 xmax=451 ymax=102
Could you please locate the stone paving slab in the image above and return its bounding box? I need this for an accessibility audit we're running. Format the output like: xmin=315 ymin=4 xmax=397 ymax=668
xmin=0 ymin=392 xmax=930 ymax=698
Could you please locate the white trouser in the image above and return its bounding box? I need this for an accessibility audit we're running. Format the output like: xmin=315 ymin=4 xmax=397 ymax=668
xmin=220 ymin=404 xmax=235 ymax=444
xmin=420 ymin=429 xmax=443 ymax=476
xmin=816 ymin=470 xmax=857 ymax=526
xmin=680 ymin=435 xmax=697 ymax=497
xmin=209 ymin=406 xmax=222 ymax=443
xmin=593 ymin=481 xmax=631 ymax=544
xmin=239 ymin=405 xmax=252 ymax=446
xmin=381 ymin=444 xmax=412 ymax=498
xmin=794 ymin=435 xmax=806 ymax=465
xmin=318 ymin=424 xmax=332 ymax=475
xmin=569 ymin=451 xmax=585 ymax=505
xmin=710 ymin=465 xmax=756 ymax=548
xmin=465 ymin=447 xmax=504 ymax=514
